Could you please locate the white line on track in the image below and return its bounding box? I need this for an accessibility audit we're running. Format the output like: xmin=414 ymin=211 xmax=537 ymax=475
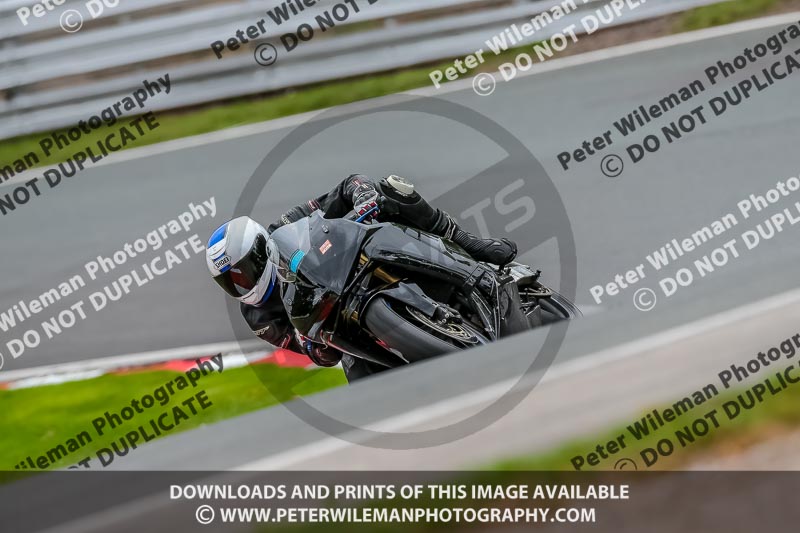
xmin=0 ymin=339 xmax=264 ymax=382
xmin=44 ymin=286 xmax=800 ymax=533
xmin=234 ymin=286 xmax=800 ymax=470
xmin=30 ymin=16 xmax=800 ymax=532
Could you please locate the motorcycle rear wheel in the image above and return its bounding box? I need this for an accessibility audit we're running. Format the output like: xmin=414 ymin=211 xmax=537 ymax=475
xmin=541 ymin=289 xmax=582 ymax=320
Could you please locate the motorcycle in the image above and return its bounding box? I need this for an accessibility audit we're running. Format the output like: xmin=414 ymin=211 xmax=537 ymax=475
xmin=268 ymin=207 xmax=580 ymax=373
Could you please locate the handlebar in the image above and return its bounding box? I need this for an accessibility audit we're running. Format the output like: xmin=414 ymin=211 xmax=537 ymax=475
xmin=345 ymin=205 xmax=379 ymax=224
xmin=355 ymin=205 xmax=379 ymax=223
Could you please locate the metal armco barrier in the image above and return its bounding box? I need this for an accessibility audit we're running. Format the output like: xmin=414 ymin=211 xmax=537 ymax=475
xmin=0 ymin=0 xmax=727 ymax=139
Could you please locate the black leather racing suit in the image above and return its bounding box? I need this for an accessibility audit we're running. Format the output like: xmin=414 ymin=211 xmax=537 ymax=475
xmin=239 ymin=174 xmax=459 ymax=382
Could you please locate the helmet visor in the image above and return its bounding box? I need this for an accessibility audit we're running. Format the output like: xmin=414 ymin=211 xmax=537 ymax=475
xmin=213 ymin=234 xmax=270 ymax=298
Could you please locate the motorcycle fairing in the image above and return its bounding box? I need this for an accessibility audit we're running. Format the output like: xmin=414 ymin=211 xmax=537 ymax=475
xmin=270 ymin=212 xmax=366 ymax=337
xmin=359 ymin=223 xmax=492 ymax=294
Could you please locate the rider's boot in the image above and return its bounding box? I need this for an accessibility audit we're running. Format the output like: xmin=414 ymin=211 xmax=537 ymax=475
xmin=379 ymin=175 xmax=518 ymax=266
xmin=437 ymin=214 xmax=517 ymax=266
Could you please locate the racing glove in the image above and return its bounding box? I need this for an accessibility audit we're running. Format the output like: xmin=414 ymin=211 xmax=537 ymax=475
xmin=296 ymin=332 xmax=342 ymax=368
xmin=352 ymin=183 xmax=380 ymax=221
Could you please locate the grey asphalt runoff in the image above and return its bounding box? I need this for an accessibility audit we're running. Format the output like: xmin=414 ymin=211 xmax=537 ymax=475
xmin=2 ymin=19 xmax=800 ymax=467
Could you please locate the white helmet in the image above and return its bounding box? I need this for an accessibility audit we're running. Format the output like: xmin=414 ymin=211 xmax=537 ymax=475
xmin=206 ymin=216 xmax=278 ymax=306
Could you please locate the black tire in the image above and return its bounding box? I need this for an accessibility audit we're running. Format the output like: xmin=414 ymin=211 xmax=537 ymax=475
xmin=364 ymin=297 xmax=481 ymax=363
xmin=545 ymin=290 xmax=582 ymax=319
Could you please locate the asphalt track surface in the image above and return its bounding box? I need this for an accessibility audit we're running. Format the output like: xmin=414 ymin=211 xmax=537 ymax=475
xmin=4 ymin=15 xmax=800 ymax=371
xmin=7 ymin=288 xmax=800 ymax=533
xmin=3 ymin=12 xmax=800 ymax=533
xmin=2 ymin=13 xmax=800 ymax=468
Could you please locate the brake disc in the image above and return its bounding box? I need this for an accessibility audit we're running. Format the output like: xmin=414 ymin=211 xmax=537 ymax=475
xmin=521 ymin=285 xmax=553 ymax=298
xmin=406 ymin=306 xmax=481 ymax=344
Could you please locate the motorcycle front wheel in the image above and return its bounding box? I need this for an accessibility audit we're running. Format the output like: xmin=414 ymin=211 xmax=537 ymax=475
xmin=364 ymin=297 xmax=488 ymax=363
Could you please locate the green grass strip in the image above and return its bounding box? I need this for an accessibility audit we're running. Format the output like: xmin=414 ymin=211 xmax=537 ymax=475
xmin=0 ymin=363 xmax=345 ymax=472
xmin=676 ymin=0 xmax=782 ymax=32
xmin=490 ymin=369 xmax=800 ymax=471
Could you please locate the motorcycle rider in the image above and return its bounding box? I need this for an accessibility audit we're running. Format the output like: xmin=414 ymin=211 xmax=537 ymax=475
xmin=206 ymin=174 xmax=517 ymax=382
